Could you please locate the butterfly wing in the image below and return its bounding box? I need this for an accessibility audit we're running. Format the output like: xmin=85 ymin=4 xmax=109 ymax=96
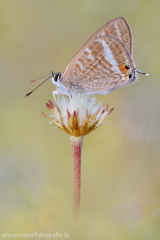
xmin=86 ymin=17 xmax=133 ymax=55
xmin=62 ymin=35 xmax=137 ymax=95
xmin=63 ymin=17 xmax=133 ymax=78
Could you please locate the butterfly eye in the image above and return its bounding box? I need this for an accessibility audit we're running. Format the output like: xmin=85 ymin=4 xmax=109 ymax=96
xmin=129 ymin=73 xmax=132 ymax=79
xmin=54 ymin=75 xmax=58 ymax=82
xmin=125 ymin=65 xmax=130 ymax=70
xmin=54 ymin=74 xmax=59 ymax=82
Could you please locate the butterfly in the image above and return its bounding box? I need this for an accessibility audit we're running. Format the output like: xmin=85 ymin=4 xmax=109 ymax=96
xmin=26 ymin=17 xmax=148 ymax=98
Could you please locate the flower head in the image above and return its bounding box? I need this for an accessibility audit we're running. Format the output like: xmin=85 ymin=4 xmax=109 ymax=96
xmin=42 ymin=92 xmax=114 ymax=137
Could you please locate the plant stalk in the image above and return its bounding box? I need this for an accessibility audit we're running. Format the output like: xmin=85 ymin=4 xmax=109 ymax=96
xmin=70 ymin=136 xmax=83 ymax=218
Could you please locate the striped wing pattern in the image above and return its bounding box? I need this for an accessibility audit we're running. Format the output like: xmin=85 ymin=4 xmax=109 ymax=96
xmin=62 ymin=17 xmax=136 ymax=95
xmin=84 ymin=17 xmax=133 ymax=55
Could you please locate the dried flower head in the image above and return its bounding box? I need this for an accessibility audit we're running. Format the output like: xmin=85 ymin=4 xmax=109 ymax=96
xmin=42 ymin=92 xmax=114 ymax=137
xmin=42 ymin=91 xmax=114 ymax=218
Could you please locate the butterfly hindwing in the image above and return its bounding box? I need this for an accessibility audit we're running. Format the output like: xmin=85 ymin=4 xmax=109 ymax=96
xmin=63 ymin=17 xmax=133 ymax=80
xmin=62 ymin=35 xmax=136 ymax=95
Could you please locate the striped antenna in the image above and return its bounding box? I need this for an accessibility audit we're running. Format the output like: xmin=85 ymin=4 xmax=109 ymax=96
xmin=25 ymin=75 xmax=52 ymax=97
xmin=30 ymin=73 xmax=52 ymax=83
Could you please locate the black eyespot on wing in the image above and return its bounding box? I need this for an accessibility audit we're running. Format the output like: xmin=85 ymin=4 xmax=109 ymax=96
xmin=129 ymin=73 xmax=132 ymax=79
xmin=125 ymin=65 xmax=130 ymax=70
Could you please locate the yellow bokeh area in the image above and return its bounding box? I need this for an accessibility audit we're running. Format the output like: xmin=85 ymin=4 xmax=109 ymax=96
xmin=1 ymin=0 xmax=160 ymax=239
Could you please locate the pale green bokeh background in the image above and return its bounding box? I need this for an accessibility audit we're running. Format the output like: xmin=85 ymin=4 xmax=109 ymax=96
xmin=1 ymin=0 xmax=160 ymax=239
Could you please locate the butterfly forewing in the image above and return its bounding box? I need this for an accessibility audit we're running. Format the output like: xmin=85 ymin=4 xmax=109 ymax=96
xmin=86 ymin=17 xmax=133 ymax=55
xmin=62 ymin=35 xmax=136 ymax=95
xmin=63 ymin=17 xmax=133 ymax=79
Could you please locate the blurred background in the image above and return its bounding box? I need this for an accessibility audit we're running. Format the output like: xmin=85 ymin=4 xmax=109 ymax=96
xmin=0 ymin=0 xmax=160 ymax=239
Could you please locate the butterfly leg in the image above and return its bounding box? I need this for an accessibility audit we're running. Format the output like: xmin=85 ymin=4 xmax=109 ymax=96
xmin=53 ymin=90 xmax=59 ymax=102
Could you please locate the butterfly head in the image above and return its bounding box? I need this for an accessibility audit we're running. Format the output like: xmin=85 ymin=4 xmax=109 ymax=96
xmin=51 ymin=71 xmax=62 ymax=84
xmin=51 ymin=71 xmax=70 ymax=96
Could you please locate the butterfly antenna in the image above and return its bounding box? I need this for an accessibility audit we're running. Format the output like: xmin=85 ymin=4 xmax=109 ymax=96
xmin=136 ymin=69 xmax=149 ymax=76
xmin=30 ymin=73 xmax=52 ymax=83
xmin=25 ymin=75 xmax=52 ymax=97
